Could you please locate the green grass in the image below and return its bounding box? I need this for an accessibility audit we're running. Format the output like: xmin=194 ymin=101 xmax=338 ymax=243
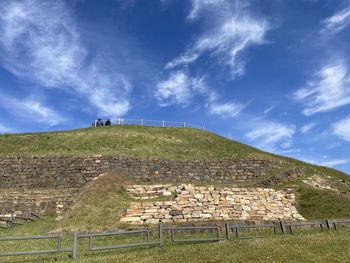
xmin=297 ymin=185 xmax=350 ymax=220
xmin=0 ymin=125 xmax=283 ymax=160
xmin=57 ymin=173 xmax=133 ymax=232
xmin=53 ymin=172 xmax=350 ymax=232
xmin=1 ymin=125 xmax=350 ymax=231
xmin=0 ymin=125 xmax=348 ymax=184
xmin=1 ymin=218 xmax=350 ymax=263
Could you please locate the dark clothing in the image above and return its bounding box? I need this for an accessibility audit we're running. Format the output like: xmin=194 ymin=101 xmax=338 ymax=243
xmin=96 ymin=120 xmax=104 ymax=126
xmin=105 ymin=120 xmax=111 ymax=126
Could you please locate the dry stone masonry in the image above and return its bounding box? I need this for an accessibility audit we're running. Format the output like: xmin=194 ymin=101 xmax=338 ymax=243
xmin=0 ymin=155 xmax=300 ymax=215
xmin=120 ymin=184 xmax=305 ymax=224
xmin=0 ymin=189 xmax=80 ymax=217
xmin=0 ymin=156 xmax=290 ymax=189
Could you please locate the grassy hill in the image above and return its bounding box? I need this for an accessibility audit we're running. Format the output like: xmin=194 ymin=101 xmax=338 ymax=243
xmin=0 ymin=125 xmax=288 ymax=160
xmin=1 ymin=125 xmax=350 ymax=227
xmin=1 ymin=125 xmax=350 ymax=262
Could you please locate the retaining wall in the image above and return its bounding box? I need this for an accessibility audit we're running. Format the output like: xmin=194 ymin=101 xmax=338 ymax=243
xmin=121 ymin=184 xmax=305 ymax=224
xmin=0 ymin=155 xmax=296 ymax=215
xmin=0 ymin=156 xmax=289 ymax=189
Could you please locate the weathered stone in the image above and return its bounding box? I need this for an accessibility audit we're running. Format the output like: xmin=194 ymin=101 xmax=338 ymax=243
xmin=0 ymin=155 xmax=301 ymax=220
xmin=119 ymin=184 xmax=305 ymax=225
xmin=120 ymin=217 xmax=141 ymax=222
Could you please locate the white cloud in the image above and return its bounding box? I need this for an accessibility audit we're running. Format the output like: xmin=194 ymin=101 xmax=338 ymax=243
xmin=293 ymin=60 xmax=350 ymax=115
xmin=332 ymin=116 xmax=350 ymax=142
xmin=245 ymin=121 xmax=295 ymax=152
xmin=208 ymin=102 xmax=244 ymax=118
xmin=263 ymin=105 xmax=275 ymax=115
xmin=0 ymin=0 xmax=131 ymax=117
xmin=300 ymin=122 xmax=318 ymax=134
xmin=297 ymin=156 xmax=348 ymax=168
xmin=157 ymin=0 xmax=265 ymax=117
xmin=321 ymin=6 xmax=350 ymax=36
xmin=321 ymin=159 xmax=348 ymax=167
xmin=165 ymin=53 xmax=199 ymax=70
xmin=279 ymin=148 xmax=302 ymax=154
xmin=155 ymin=71 xmax=194 ymax=106
xmin=0 ymin=95 xmax=65 ymax=126
xmin=281 ymin=142 xmax=292 ymax=149
xmin=187 ymin=0 xmax=227 ymax=20
xmin=165 ymin=0 xmax=269 ymax=79
xmin=156 ymin=71 xmax=245 ymax=117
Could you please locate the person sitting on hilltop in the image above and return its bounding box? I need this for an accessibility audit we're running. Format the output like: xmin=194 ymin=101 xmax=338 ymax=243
xmin=96 ymin=118 xmax=104 ymax=127
xmin=105 ymin=119 xmax=111 ymax=126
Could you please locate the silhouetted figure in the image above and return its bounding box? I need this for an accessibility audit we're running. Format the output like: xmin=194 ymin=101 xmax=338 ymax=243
xmin=105 ymin=119 xmax=111 ymax=126
xmin=96 ymin=118 xmax=104 ymax=127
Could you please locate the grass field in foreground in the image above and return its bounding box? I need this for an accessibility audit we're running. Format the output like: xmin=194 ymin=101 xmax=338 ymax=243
xmin=0 ymin=216 xmax=349 ymax=263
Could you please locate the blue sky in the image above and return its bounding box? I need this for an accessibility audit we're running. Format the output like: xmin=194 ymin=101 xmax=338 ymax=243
xmin=0 ymin=0 xmax=349 ymax=174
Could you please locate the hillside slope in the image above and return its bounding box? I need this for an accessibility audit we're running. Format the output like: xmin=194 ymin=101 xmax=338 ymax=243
xmin=1 ymin=125 xmax=349 ymax=223
xmin=0 ymin=125 xmax=286 ymax=160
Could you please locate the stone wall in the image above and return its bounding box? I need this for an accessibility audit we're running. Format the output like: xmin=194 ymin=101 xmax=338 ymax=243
xmin=0 ymin=156 xmax=105 ymax=189
xmin=0 ymin=155 xmax=292 ymax=215
xmin=107 ymin=157 xmax=289 ymax=183
xmin=0 ymin=156 xmax=289 ymax=189
xmin=0 ymin=189 xmax=80 ymax=216
xmin=121 ymin=184 xmax=304 ymax=224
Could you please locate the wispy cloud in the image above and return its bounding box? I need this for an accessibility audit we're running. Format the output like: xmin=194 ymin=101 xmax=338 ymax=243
xmin=245 ymin=120 xmax=295 ymax=152
xmin=208 ymin=102 xmax=245 ymax=118
xmin=157 ymin=0 xmax=263 ymax=118
xmin=320 ymin=5 xmax=350 ymax=37
xmin=332 ymin=115 xmax=350 ymax=142
xmin=279 ymin=148 xmax=302 ymax=154
xmin=296 ymin=155 xmax=348 ymax=168
xmin=155 ymin=70 xmax=245 ymax=117
xmin=155 ymin=70 xmax=194 ymax=106
xmin=321 ymin=159 xmax=348 ymax=167
xmin=0 ymin=0 xmax=131 ymax=118
xmin=293 ymin=59 xmax=350 ymax=116
xmin=300 ymin=121 xmax=318 ymax=134
xmin=165 ymin=0 xmax=270 ymax=79
xmin=0 ymin=94 xmax=65 ymax=126
xmin=263 ymin=105 xmax=275 ymax=115
xmin=186 ymin=0 xmax=228 ymax=20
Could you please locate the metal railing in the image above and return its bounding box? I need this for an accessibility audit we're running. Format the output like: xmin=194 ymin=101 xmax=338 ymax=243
xmin=0 ymin=235 xmax=71 ymax=257
xmin=326 ymin=219 xmax=350 ymax=230
xmin=0 ymin=211 xmax=40 ymax=229
xmin=77 ymin=226 xmax=162 ymax=253
xmin=226 ymin=223 xmax=277 ymax=239
xmin=167 ymin=225 xmax=225 ymax=244
xmin=1 ymin=219 xmax=349 ymax=260
xmin=284 ymin=221 xmax=324 ymax=235
xmin=94 ymin=118 xmax=205 ymax=130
